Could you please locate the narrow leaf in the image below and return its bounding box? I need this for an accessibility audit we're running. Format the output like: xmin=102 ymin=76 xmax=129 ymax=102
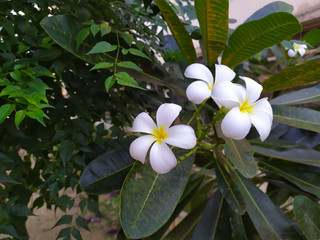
xmin=77 ymin=28 xmax=90 ymax=50
xmin=272 ymin=105 xmax=320 ymax=133
xmin=154 ymin=0 xmax=196 ymax=64
xmin=80 ymin=147 xmax=134 ymax=194
xmin=263 ymin=59 xmax=320 ymax=93
xmin=127 ymin=48 xmax=151 ymax=61
xmin=115 ymin=72 xmax=145 ymax=90
xmin=222 ymin=12 xmax=302 ymax=68
xmin=15 ymin=110 xmax=27 ymax=129
xmin=87 ymin=41 xmax=117 ymax=54
xmin=105 ymin=75 xmax=116 ymax=92
xmin=293 ymin=195 xmax=320 ymax=240
xmin=0 ymin=104 xmax=15 ymax=124
xmin=117 ymin=61 xmax=143 ymax=71
xmin=120 ymin=152 xmax=194 ymax=239
xmin=90 ymin=62 xmax=114 ymax=71
xmin=195 ymin=0 xmax=229 ymax=66
xmin=52 ymin=215 xmax=73 ymax=229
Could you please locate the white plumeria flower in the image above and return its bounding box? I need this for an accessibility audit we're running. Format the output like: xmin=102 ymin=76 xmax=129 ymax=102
xmin=129 ymin=103 xmax=197 ymax=174
xmin=287 ymin=43 xmax=307 ymax=57
xmin=212 ymin=77 xmax=273 ymax=141
xmin=184 ymin=63 xmax=236 ymax=104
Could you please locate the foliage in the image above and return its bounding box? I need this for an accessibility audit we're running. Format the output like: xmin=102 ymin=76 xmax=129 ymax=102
xmin=1 ymin=0 xmax=320 ymax=240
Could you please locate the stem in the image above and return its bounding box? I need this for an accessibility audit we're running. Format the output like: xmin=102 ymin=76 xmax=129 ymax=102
xmin=178 ymin=146 xmax=198 ymax=163
xmin=187 ymin=100 xmax=207 ymax=125
xmin=114 ymin=30 xmax=121 ymax=74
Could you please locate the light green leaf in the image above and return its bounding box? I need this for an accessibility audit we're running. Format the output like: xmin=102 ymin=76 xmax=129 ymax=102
xmin=195 ymin=0 xmax=229 ymax=66
xmin=90 ymin=62 xmax=114 ymax=71
xmin=222 ymin=12 xmax=302 ymax=68
xmin=0 ymin=104 xmax=15 ymax=124
xmin=100 ymin=22 xmax=111 ymax=37
xmin=272 ymin=105 xmax=320 ymax=132
xmin=15 ymin=110 xmax=27 ymax=129
xmin=90 ymin=24 xmax=100 ymax=36
xmin=77 ymin=28 xmax=90 ymax=50
xmin=154 ymin=0 xmax=196 ymax=64
xmin=128 ymin=48 xmax=151 ymax=61
xmin=270 ymin=85 xmax=320 ymax=105
xmin=263 ymin=59 xmax=320 ymax=93
xmin=120 ymin=151 xmax=194 ymax=238
xmin=293 ymin=195 xmax=320 ymax=240
xmin=115 ymin=72 xmax=145 ymax=90
xmin=117 ymin=61 xmax=142 ymax=71
xmin=105 ymin=75 xmax=116 ymax=92
xmin=87 ymin=41 xmax=117 ymax=55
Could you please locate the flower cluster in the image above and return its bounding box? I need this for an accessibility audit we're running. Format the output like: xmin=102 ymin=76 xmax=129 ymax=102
xmin=129 ymin=63 xmax=273 ymax=174
xmin=287 ymin=43 xmax=307 ymax=57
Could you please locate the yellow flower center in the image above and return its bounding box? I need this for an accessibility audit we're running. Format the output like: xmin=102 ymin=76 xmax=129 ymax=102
xmin=208 ymin=83 xmax=213 ymax=90
xmin=239 ymin=99 xmax=254 ymax=114
xmin=152 ymin=125 xmax=168 ymax=144
xmin=294 ymin=45 xmax=299 ymax=50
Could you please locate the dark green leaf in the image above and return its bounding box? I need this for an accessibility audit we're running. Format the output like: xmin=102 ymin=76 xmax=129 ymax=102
xmin=59 ymin=140 xmax=76 ymax=166
xmin=254 ymin=145 xmax=320 ymax=167
xmin=263 ymin=59 xmax=320 ymax=93
xmin=76 ymin=216 xmax=89 ymax=231
xmin=272 ymin=105 xmax=320 ymax=132
xmin=127 ymin=48 xmax=151 ymax=61
xmin=270 ymin=85 xmax=320 ymax=105
xmin=115 ymin=72 xmax=145 ymax=90
xmin=117 ymin=61 xmax=142 ymax=71
xmin=232 ymin=168 xmax=302 ymax=240
xmin=77 ymin=28 xmax=90 ymax=50
xmin=57 ymin=227 xmax=71 ymax=239
xmin=222 ymin=12 xmax=302 ymax=68
xmin=120 ymin=152 xmax=194 ymax=238
xmin=105 ymin=75 xmax=116 ymax=92
xmin=195 ymin=0 xmax=229 ymax=66
xmin=0 ymin=104 xmax=15 ymax=124
xmin=12 ymin=204 xmax=33 ymax=217
xmin=302 ymin=29 xmax=320 ymax=47
xmin=71 ymin=228 xmax=82 ymax=240
xmin=52 ymin=215 xmax=73 ymax=229
xmin=80 ymin=147 xmax=134 ymax=194
xmin=293 ymin=195 xmax=320 ymax=240
xmin=87 ymin=41 xmax=117 ymax=54
xmin=90 ymin=62 xmax=114 ymax=71
xmin=0 ymin=173 xmax=19 ymax=184
xmin=154 ymin=0 xmax=196 ymax=64
xmin=14 ymin=110 xmax=27 ymax=129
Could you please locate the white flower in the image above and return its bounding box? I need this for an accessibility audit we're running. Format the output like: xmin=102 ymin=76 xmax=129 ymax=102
xmin=287 ymin=43 xmax=307 ymax=57
xmin=184 ymin=63 xmax=236 ymax=104
xmin=212 ymin=77 xmax=273 ymax=141
xmin=129 ymin=103 xmax=197 ymax=174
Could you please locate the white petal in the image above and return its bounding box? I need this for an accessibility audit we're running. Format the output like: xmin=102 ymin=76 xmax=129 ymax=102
xmin=211 ymin=81 xmax=242 ymax=108
xmin=156 ymin=103 xmax=182 ymax=129
xmin=253 ymin=98 xmax=273 ymax=117
xmin=186 ymin=81 xmax=211 ymax=104
xmin=165 ymin=125 xmax=197 ymax=149
xmin=132 ymin=112 xmax=157 ymax=134
xmin=184 ymin=63 xmax=214 ymax=86
xmin=149 ymin=142 xmax=177 ymax=174
xmin=129 ymin=135 xmax=155 ymax=164
xmin=240 ymin=77 xmax=262 ymax=104
xmin=221 ymin=107 xmax=252 ymax=140
xmin=297 ymin=48 xmax=306 ymax=56
xmin=214 ymin=64 xmax=236 ymax=84
xmin=288 ymin=49 xmax=297 ymax=57
xmin=250 ymin=111 xmax=272 ymax=141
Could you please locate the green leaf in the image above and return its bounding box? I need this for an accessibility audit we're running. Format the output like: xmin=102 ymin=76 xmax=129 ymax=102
xmin=0 ymin=104 xmax=15 ymax=124
xmin=120 ymin=151 xmax=194 ymax=238
xmin=272 ymin=105 xmax=320 ymax=132
xmin=195 ymin=0 xmax=229 ymax=66
xmin=115 ymin=72 xmax=145 ymax=90
xmin=154 ymin=0 xmax=196 ymax=64
xmin=87 ymin=41 xmax=117 ymax=54
xmin=117 ymin=61 xmax=142 ymax=71
xmin=52 ymin=215 xmax=73 ymax=229
xmin=100 ymin=22 xmax=111 ymax=37
xmin=26 ymin=108 xmax=49 ymax=126
xmin=90 ymin=24 xmax=100 ymax=36
xmin=105 ymin=75 xmax=116 ymax=92
xmin=57 ymin=227 xmax=71 ymax=239
xmin=18 ymin=44 xmax=30 ymax=54
xmin=15 ymin=110 xmax=27 ymax=129
xmin=262 ymin=59 xmax=320 ymax=92
xmin=59 ymin=140 xmax=76 ymax=166
xmin=77 ymin=28 xmax=90 ymax=50
xmin=293 ymin=195 xmax=320 ymax=240
xmin=259 ymin=159 xmax=320 ymax=198
xmin=193 ymin=191 xmax=232 ymax=240
xmin=80 ymin=147 xmax=134 ymax=194
xmin=232 ymin=168 xmax=302 ymax=240
xmin=90 ymin=62 xmax=114 ymax=71
xmin=127 ymin=48 xmax=151 ymax=61
xmin=76 ymin=216 xmax=89 ymax=231
xmin=302 ymin=29 xmax=320 ymax=47
xmin=270 ymin=85 xmax=320 ymax=105
xmin=71 ymin=228 xmax=82 ymax=240
xmin=254 ymin=145 xmax=320 ymax=167
xmin=222 ymin=12 xmax=302 ymax=68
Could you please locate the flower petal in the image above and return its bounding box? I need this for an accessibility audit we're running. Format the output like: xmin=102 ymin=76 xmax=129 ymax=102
xmin=288 ymin=49 xmax=297 ymax=57
xmin=186 ymin=81 xmax=211 ymax=104
xmin=297 ymin=47 xmax=306 ymax=56
xmin=221 ymin=107 xmax=252 ymax=140
xmin=241 ymin=77 xmax=262 ymax=104
xmin=215 ymin=64 xmax=236 ymax=84
xmin=253 ymin=98 xmax=273 ymax=117
xmin=211 ymin=81 xmax=242 ymax=108
xmin=129 ymin=135 xmax=155 ymax=164
xmin=156 ymin=103 xmax=182 ymax=129
xmin=184 ymin=63 xmax=214 ymax=86
xmin=165 ymin=125 xmax=197 ymax=149
xmin=132 ymin=112 xmax=157 ymax=134
xmin=149 ymin=142 xmax=177 ymax=174
xmin=250 ymin=110 xmax=272 ymax=141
